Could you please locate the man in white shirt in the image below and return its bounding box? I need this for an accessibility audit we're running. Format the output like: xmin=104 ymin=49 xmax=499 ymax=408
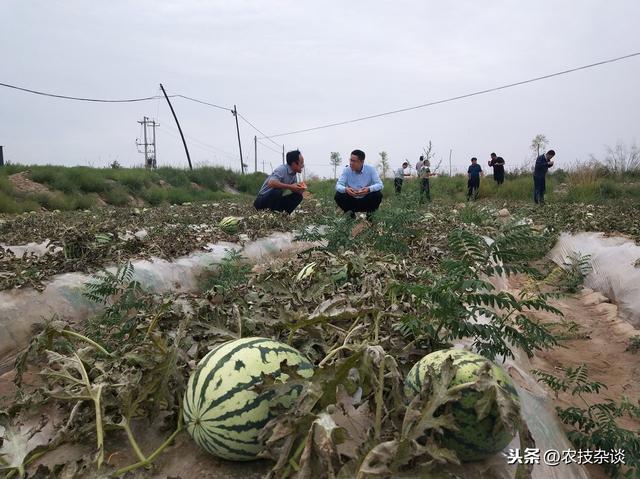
xmin=393 ymin=161 xmax=410 ymax=194
xmin=335 ymin=149 xmax=384 ymax=217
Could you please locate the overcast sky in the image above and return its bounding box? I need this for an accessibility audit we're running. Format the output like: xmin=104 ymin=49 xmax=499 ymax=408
xmin=1 ymin=1 xmax=639 ymax=178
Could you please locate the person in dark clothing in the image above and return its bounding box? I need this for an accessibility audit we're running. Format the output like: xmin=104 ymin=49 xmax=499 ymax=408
xmin=488 ymin=152 xmax=505 ymax=185
xmin=467 ymin=157 xmax=483 ymax=201
xmin=533 ymin=149 xmax=555 ymax=204
xmin=335 ymin=149 xmax=384 ymax=217
xmin=254 ymin=150 xmax=306 ymax=214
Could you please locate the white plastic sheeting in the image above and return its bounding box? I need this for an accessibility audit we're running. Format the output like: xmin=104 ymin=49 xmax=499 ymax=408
xmin=0 ymin=231 xmax=606 ymax=477
xmin=549 ymin=232 xmax=640 ymax=328
xmin=0 ymin=232 xmax=313 ymax=372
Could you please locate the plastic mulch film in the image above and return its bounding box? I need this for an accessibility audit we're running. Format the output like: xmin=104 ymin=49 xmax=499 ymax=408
xmin=549 ymin=232 xmax=640 ymax=328
xmin=0 ymin=232 xmax=312 ymax=372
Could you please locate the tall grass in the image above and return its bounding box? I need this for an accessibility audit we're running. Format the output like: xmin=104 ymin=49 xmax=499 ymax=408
xmin=2 ymin=162 xmax=640 ymax=214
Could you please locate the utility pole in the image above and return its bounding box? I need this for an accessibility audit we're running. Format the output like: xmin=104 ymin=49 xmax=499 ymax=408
xmin=232 ymin=105 xmax=245 ymax=174
xmin=159 ymin=83 xmax=192 ymax=170
xmin=0 ymin=146 xmax=4 ymax=167
xmin=282 ymin=145 xmax=285 ymax=165
xmin=449 ymin=149 xmax=452 ymax=176
xmin=152 ymin=120 xmax=157 ymax=168
xmin=136 ymin=116 xmax=159 ymax=168
xmin=254 ymin=136 xmax=257 ymax=173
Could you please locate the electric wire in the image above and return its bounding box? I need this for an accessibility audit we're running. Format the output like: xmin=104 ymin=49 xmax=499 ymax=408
xmin=259 ymin=52 xmax=640 ymax=139
xmin=237 ymin=113 xmax=281 ymax=148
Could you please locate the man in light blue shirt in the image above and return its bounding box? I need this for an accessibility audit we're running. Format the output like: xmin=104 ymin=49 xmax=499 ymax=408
xmin=335 ymin=149 xmax=383 ymax=217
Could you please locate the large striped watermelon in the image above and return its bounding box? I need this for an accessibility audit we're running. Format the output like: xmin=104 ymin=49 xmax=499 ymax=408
xmin=404 ymin=348 xmax=520 ymax=462
xmin=183 ymin=337 xmax=313 ymax=461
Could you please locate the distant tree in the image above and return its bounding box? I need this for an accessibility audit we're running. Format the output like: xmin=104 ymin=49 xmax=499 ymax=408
xmin=422 ymin=140 xmax=435 ymax=164
xmin=530 ymin=134 xmax=549 ymax=158
xmin=421 ymin=140 xmax=443 ymax=173
xmin=378 ymin=151 xmax=390 ymax=179
xmin=329 ymin=152 xmax=342 ymax=179
xmin=601 ymin=141 xmax=640 ymax=174
xmin=110 ymin=160 xmax=122 ymax=169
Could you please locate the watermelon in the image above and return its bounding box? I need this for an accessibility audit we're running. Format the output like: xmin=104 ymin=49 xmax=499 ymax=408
xmin=219 ymin=216 xmax=241 ymax=233
xmin=404 ymin=348 xmax=520 ymax=462
xmin=183 ymin=337 xmax=313 ymax=460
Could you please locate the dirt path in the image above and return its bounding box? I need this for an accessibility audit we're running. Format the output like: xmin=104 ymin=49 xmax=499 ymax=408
xmin=508 ymin=281 xmax=640 ymax=479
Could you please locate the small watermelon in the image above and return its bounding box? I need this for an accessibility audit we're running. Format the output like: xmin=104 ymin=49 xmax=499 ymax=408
xmin=404 ymin=348 xmax=520 ymax=462
xmin=183 ymin=337 xmax=313 ymax=461
xmin=219 ymin=216 xmax=241 ymax=233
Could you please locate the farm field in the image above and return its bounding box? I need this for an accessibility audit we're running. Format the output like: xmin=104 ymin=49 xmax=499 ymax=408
xmin=1 ymin=168 xmax=640 ymax=478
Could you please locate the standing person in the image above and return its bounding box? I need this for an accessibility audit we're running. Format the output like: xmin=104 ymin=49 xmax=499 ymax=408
xmin=254 ymin=150 xmax=306 ymax=214
xmin=418 ymin=159 xmax=437 ymax=203
xmin=467 ymin=157 xmax=483 ymax=201
xmin=335 ymin=149 xmax=384 ymax=217
xmin=488 ymin=153 xmax=506 ymax=185
xmin=415 ymin=155 xmax=424 ymax=174
xmin=393 ymin=161 xmax=410 ymax=194
xmin=533 ymin=149 xmax=556 ymax=205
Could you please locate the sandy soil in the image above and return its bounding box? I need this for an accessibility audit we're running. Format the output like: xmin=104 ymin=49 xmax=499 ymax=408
xmin=507 ymin=280 xmax=640 ymax=479
xmin=8 ymin=171 xmax=51 ymax=195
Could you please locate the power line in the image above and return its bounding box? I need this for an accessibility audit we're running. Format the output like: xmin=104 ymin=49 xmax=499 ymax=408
xmin=260 ymin=51 xmax=640 ymax=139
xmin=237 ymin=113 xmax=281 ymax=148
xmin=175 ymin=94 xmax=232 ymax=112
xmin=157 ymin=124 xmax=239 ymax=160
xmin=0 ymin=81 xmax=235 ymax=111
xmin=256 ymin=138 xmax=282 ymax=154
xmin=0 ymin=81 xmax=160 ymax=103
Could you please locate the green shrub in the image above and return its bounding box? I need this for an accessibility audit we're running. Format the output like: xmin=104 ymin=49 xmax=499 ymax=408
xmin=30 ymin=192 xmax=75 ymax=211
xmin=0 ymin=191 xmax=24 ymax=213
xmin=106 ymin=168 xmax=155 ymax=192
xmin=67 ymin=167 xmax=109 ymax=193
xmin=103 ymin=186 xmax=130 ymax=206
xmin=0 ymin=176 xmax=14 ymax=195
xmin=141 ymin=186 xmax=168 ymax=206
xmin=155 ymin=167 xmax=191 ymax=188
xmin=234 ymin=172 xmax=268 ymax=194
xmin=29 ymin=166 xmax=77 ymax=193
xmin=307 ymin=178 xmax=337 ymax=202
xmin=167 ymin=187 xmax=193 ymax=204
xmin=0 ymin=164 xmax=28 ymax=176
xmin=73 ymin=193 xmax=97 ymax=210
xmin=598 ymin=179 xmax=621 ymax=199
xmin=189 ymin=167 xmax=235 ymax=191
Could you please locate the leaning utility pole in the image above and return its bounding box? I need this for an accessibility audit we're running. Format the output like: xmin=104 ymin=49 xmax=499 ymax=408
xmin=136 ymin=116 xmax=159 ymax=168
xmin=159 ymin=83 xmax=192 ymax=170
xmin=232 ymin=105 xmax=245 ymax=174
xmin=449 ymin=149 xmax=452 ymax=176
xmin=254 ymin=136 xmax=257 ymax=173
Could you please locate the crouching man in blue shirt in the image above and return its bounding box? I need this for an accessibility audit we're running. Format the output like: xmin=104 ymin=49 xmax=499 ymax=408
xmin=254 ymin=150 xmax=306 ymax=214
xmin=334 ymin=149 xmax=384 ymax=218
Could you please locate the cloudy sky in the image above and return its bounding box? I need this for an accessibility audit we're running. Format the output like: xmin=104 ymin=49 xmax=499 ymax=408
xmin=1 ymin=1 xmax=639 ymax=178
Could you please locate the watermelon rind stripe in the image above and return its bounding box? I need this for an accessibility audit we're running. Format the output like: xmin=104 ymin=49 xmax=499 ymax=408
xmin=188 ymin=341 xmax=230 ymax=409
xmin=195 ymin=338 xmax=268 ymax=410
